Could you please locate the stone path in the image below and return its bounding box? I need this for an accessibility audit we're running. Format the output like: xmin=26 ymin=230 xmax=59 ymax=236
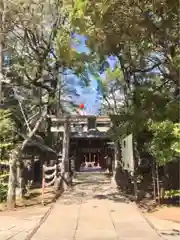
xmin=145 ymin=215 xmax=180 ymax=240
xmin=31 ymin=172 xmax=161 ymax=240
xmin=0 ymin=206 xmax=49 ymax=240
xmin=145 ymin=207 xmax=180 ymax=240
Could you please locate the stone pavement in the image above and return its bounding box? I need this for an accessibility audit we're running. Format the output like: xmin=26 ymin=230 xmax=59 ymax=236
xmin=145 ymin=215 xmax=180 ymax=240
xmin=0 ymin=206 xmax=50 ymax=240
xmin=31 ymin=172 xmax=161 ymax=240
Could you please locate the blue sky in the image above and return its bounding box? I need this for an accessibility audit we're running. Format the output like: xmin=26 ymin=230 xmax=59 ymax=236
xmin=69 ymin=34 xmax=100 ymax=115
xmin=66 ymin=34 xmax=117 ymax=115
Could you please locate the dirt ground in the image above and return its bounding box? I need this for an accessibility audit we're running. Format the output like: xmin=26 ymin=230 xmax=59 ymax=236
xmin=147 ymin=205 xmax=180 ymax=223
xmin=0 ymin=186 xmax=55 ymax=212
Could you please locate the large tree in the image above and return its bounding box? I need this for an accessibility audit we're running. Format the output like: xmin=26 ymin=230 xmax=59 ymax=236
xmin=72 ymin=0 xmax=179 ymax=136
xmin=0 ymin=0 xmax=86 ymax=207
xmin=71 ymin=0 xmax=180 ymax=199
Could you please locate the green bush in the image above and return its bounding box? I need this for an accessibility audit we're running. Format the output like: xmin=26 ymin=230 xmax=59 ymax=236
xmin=0 ymin=183 xmax=8 ymax=202
xmin=148 ymin=121 xmax=180 ymax=166
xmin=164 ymin=189 xmax=180 ymax=199
xmin=0 ymin=109 xmax=15 ymax=203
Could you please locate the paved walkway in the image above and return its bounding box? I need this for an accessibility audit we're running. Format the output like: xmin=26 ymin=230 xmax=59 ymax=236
xmin=146 ymin=215 xmax=180 ymax=240
xmin=31 ymin=172 xmax=161 ymax=240
xmin=0 ymin=206 xmax=49 ymax=240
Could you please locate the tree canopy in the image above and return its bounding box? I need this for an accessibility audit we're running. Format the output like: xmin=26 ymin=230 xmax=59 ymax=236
xmin=0 ymin=0 xmax=179 ymax=206
xmin=71 ymin=0 xmax=180 ymax=166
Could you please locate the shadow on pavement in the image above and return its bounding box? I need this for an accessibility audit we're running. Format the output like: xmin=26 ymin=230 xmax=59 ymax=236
xmin=73 ymin=181 xmax=110 ymax=186
xmin=58 ymin=173 xmax=131 ymax=205
xmin=161 ymin=229 xmax=180 ymax=236
xmin=93 ymin=192 xmax=130 ymax=203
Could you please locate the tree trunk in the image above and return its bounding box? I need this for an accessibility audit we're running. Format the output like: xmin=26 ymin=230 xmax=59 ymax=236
xmin=132 ymin=138 xmax=139 ymax=201
xmin=114 ymin=142 xmax=119 ymax=169
xmin=0 ymin=36 xmax=3 ymax=103
xmin=0 ymin=1 xmax=3 ymax=104
xmin=0 ymin=14 xmax=3 ymax=105
xmin=61 ymin=116 xmax=70 ymax=190
xmin=7 ymin=146 xmax=20 ymax=209
xmin=112 ymin=142 xmax=120 ymax=186
xmin=152 ymin=159 xmax=156 ymax=201
xmin=16 ymin=161 xmax=25 ymax=199
xmin=7 ymin=112 xmax=47 ymax=208
xmin=156 ymin=164 xmax=160 ymax=204
xmin=45 ymin=71 xmax=58 ymax=147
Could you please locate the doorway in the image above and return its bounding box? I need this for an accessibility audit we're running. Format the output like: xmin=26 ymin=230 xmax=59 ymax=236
xmin=80 ymin=152 xmax=102 ymax=171
xmin=70 ymin=138 xmax=113 ymax=172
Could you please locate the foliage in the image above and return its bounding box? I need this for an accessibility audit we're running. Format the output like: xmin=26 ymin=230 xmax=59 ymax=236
xmin=72 ymin=0 xmax=179 ymax=85
xmin=71 ymin=0 xmax=180 ymax=175
xmin=164 ymin=189 xmax=180 ymax=199
xmin=1 ymin=0 xmax=85 ymax=140
xmin=1 ymin=0 xmax=99 ymax=206
xmin=0 ymin=0 xmax=179 ymax=204
xmin=0 ymin=109 xmax=14 ymax=144
xmin=148 ymin=121 xmax=180 ymax=166
xmin=0 ymin=183 xmax=8 ymax=202
xmin=171 ymin=124 xmax=180 ymax=154
xmin=0 ymin=109 xmax=15 ymax=202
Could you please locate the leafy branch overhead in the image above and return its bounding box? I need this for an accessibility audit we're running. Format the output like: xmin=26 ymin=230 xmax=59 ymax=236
xmin=72 ymin=0 xmax=179 ymax=86
xmin=70 ymin=0 xmax=180 ymax=168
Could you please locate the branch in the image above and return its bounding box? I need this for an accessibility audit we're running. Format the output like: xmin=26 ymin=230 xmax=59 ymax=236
xmin=21 ymin=109 xmax=47 ymax=150
xmin=14 ymin=128 xmax=56 ymax=154
xmin=25 ymin=111 xmax=39 ymax=126
xmin=110 ymin=89 xmax=118 ymax=113
xmin=131 ymin=62 xmax=162 ymax=74
xmin=103 ymin=94 xmax=115 ymax=113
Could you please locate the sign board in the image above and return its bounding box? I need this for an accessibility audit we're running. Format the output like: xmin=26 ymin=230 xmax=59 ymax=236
xmin=121 ymin=134 xmax=134 ymax=172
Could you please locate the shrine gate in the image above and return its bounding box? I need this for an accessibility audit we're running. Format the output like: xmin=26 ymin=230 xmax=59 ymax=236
xmin=51 ymin=115 xmax=115 ymax=172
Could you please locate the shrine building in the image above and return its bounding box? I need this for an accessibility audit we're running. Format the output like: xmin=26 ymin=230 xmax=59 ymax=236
xmin=51 ymin=115 xmax=115 ymax=172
